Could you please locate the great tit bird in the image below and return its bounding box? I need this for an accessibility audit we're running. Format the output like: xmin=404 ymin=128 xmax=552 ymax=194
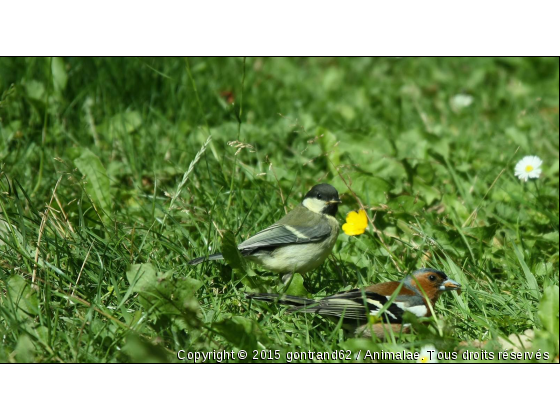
xmin=247 ymin=268 xmax=461 ymax=339
xmin=188 ymin=183 xmax=341 ymax=282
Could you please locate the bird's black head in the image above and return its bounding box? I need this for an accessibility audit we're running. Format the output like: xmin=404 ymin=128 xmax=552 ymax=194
xmin=302 ymin=183 xmax=341 ymax=216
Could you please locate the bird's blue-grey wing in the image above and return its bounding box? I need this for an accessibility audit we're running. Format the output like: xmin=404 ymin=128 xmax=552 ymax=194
xmin=238 ymin=215 xmax=331 ymax=252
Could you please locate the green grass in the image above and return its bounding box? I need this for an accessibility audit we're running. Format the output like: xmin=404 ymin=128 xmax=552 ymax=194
xmin=0 ymin=57 xmax=558 ymax=363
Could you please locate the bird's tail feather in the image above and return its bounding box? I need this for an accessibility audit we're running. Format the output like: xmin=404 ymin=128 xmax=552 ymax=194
xmin=246 ymin=293 xmax=316 ymax=308
xmin=188 ymin=253 xmax=224 ymax=265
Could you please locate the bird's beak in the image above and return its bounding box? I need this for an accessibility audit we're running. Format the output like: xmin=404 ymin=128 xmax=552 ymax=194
xmin=439 ymin=278 xmax=461 ymax=291
xmin=327 ymin=199 xmax=342 ymax=204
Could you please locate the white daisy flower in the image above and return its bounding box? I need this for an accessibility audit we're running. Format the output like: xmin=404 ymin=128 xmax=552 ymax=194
xmin=514 ymin=156 xmax=543 ymax=182
xmin=451 ymin=93 xmax=474 ymax=110
xmin=417 ymin=345 xmax=438 ymax=363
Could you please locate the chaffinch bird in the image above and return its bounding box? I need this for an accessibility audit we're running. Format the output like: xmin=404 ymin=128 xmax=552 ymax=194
xmin=247 ymin=268 xmax=461 ymax=339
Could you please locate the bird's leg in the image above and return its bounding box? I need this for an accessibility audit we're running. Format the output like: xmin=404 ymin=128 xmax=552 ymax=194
xmin=281 ymin=272 xmax=293 ymax=284
xmin=281 ymin=272 xmax=294 ymax=291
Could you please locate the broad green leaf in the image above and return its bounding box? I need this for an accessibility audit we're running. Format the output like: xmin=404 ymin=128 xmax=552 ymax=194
xmin=285 ymin=273 xmax=308 ymax=297
xmin=24 ymin=79 xmax=46 ymax=103
xmin=14 ymin=334 xmax=35 ymax=363
xmin=316 ymin=127 xmax=340 ymax=171
xmin=538 ymin=285 xmax=559 ymax=337
xmin=126 ymin=264 xmax=201 ymax=327
xmin=352 ymin=174 xmax=390 ymax=205
xmin=212 ymin=316 xmax=267 ymax=352
xmin=414 ymin=179 xmax=440 ymax=205
xmin=122 ymin=334 xmax=171 ymax=363
xmin=0 ymin=119 xmax=22 ymax=143
xmin=321 ymin=67 xmax=343 ymax=91
xmin=532 ymin=330 xmax=558 ymax=362
xmin=534 ymin=287 xmax=559 ymax=361
xmin=513 ymin=243 xmax=540 ymax=299
xmin=35 ymin=326 xmax=49 ymax=346
xmin=542 ymin=231 xmax=559 ymax=243
xmin=179 ymin=277 xmax=204 ymax=296
xmin=336 ymin=103 xmax=356 ymax=122
xmin=442 ymin=194 xmax=470 ymax=220
xmin=396 ymin=129 xmax=428 ymax=163
xmin=463 ymin=224 xmax=498 ymax=242
xmin=505 ymin=127 xmax=528 ymax=148
xmin=221 ymin=230 xmax=255 ymax=277
xmin=127 ymin=263 xmax=157 ymax=293
xmin=99 ymin=111 xmax=142 ymax=137
xmin=74 ymin=149 xmax=113 ymax=220
xmin=221 ymin=230 xmax=245 ymax=271
xmin=51 ymin=57 xmax=68 ymax=92
xmin=3 ymin=275 xmax=39 ymax=317
xmin=387 ymin=195 xmax=426 ymax=214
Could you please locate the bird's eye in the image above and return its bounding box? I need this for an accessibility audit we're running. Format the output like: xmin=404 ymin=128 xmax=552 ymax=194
xmin=317 ymin=193 xmax=322 ymax=199
xmin=428 ymin=275 xmax=437 ymax=281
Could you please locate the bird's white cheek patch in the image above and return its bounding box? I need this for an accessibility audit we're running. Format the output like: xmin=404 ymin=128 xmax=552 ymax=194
xmin=302 ymin=198 xmax=326 ymax=214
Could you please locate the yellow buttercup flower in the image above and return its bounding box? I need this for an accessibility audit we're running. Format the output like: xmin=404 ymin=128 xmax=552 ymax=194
xmin=342 ymin=209 xmax=368 ymax=236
